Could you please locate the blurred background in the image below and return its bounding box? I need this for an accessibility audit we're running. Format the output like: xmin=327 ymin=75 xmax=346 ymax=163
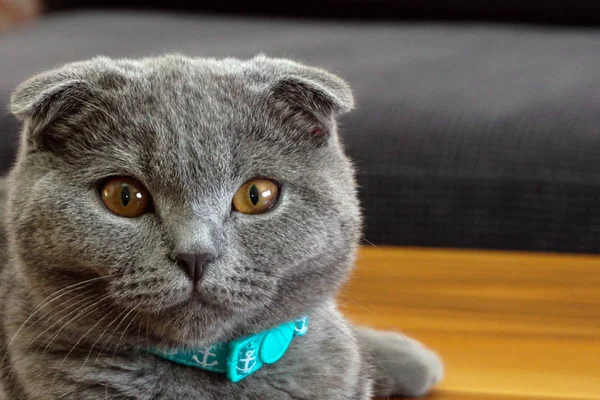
xmin=1 ymin=1 xmax=600 ymax=253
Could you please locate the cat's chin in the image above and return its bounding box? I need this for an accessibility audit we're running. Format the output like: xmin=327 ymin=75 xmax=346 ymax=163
xmin=183 ymin=294 xmax=237 ymax=313
xmin=146 ymin=293 xmax=230 ymax=318
xmin=147 ymin=298 xmax=251 ymax=347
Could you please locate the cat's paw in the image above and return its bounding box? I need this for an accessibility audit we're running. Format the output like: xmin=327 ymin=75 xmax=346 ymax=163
xmin=358 ymin=328 xmax=443 ymax=398
xmin=386 ymin=334 xmax=443 ymax=397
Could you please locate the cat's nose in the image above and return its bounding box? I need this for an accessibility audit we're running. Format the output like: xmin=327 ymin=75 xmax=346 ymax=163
xmin=176 ymin=252 xmax=215 ymax=285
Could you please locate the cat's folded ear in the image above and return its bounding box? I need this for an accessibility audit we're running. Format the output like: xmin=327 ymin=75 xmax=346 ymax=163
xmin=11 ymin=73 xmax=94 ymax=133
xmin=10 ymin=58 xmax=125 ymax=149
xmin=257 ymin=57 xmax=354 ymax=133
xmin=269 ymin=67 xmax=354 ymax=117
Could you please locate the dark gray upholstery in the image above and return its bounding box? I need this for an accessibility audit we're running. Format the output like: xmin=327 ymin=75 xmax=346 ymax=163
xmin=44 ymin=0 xmax=600 ymax=25
xmin=2 ymin=11 xmax=600 ymax=252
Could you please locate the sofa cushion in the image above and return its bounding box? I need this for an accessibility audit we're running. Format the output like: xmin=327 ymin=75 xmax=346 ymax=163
xmin=44 ymin=1 xmax=600 ymax=25
xmin=2 ymin=11 xmax=600 ymax=253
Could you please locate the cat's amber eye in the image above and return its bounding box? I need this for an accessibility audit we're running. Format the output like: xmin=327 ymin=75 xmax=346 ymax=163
xmin=232 ymin=179 xmax=280 ymax=215
xmin=101 ymin=177 xmax=152 ymax=218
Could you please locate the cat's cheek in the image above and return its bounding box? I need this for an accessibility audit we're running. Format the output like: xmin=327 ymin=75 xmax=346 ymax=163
xmin=108 ymin=269 xmax=192 ymax=312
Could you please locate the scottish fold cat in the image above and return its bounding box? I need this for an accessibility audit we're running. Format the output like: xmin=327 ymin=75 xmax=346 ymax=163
xmin=0 ymin=55 xmax=442 ymax=399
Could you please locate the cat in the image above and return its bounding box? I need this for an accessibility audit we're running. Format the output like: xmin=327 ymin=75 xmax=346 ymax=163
xmin=0 ymin=55 xmax=443 ymax=399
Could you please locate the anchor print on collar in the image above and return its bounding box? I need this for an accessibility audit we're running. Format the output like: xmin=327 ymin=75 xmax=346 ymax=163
xmin=191 ymin=344 xmax=227 ymax=373
xmin=149 ymin=316 xmax=309 ymax=382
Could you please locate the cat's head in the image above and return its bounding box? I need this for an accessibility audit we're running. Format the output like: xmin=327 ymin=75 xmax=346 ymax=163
xmin=6 ymin=55 xmax=360 ymax=347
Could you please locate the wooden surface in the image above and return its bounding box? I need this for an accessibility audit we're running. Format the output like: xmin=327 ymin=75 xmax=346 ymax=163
xmin=339 ymin=247 xmax=600 ymax=400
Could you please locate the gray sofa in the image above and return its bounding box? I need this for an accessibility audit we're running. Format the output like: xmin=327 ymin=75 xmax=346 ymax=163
xmin=2 ymin=9 xmax=600 ymax=253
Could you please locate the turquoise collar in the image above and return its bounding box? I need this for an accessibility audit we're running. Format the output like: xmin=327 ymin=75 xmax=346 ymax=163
xmin=149 ymin=316 xmax=308 ymax=382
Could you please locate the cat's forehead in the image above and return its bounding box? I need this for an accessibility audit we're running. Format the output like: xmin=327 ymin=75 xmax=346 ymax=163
xmin=88 ymin=61 xmax=305 ymax=199
xmin=123 ymin=59 xmax=261 ymax=133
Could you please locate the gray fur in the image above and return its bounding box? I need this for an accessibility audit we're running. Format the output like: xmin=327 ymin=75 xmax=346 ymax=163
xmin=0 ymin=55 xmax=442 ymax=399
xmin=0 ymin=178 xmax=7 ymax=271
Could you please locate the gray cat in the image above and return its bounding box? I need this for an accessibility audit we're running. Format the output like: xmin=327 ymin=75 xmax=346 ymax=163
xmin=0 ymin=55 xmax=442 ymax=399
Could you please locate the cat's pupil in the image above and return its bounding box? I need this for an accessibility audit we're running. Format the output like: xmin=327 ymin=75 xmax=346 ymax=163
xmin=249 ymin=185 xmax=260 ymax=206
xmin=121 ymin=186 xmax=131 ymax=207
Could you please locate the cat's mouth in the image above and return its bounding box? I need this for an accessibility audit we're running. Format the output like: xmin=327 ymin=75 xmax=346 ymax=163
xmin=150 ymin=281 xmax=263 ymax=315
xmin=191 ymin=286 xmax=264 ymax=313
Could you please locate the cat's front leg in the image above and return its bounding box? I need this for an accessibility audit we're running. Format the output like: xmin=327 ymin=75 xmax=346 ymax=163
xmin=356 ymin=327 xmax=443 ymax=398
xmin=6 ymin=349 xmax=155 ymax=400
xmin=3 ymin=369 xmax=126 ymax=400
